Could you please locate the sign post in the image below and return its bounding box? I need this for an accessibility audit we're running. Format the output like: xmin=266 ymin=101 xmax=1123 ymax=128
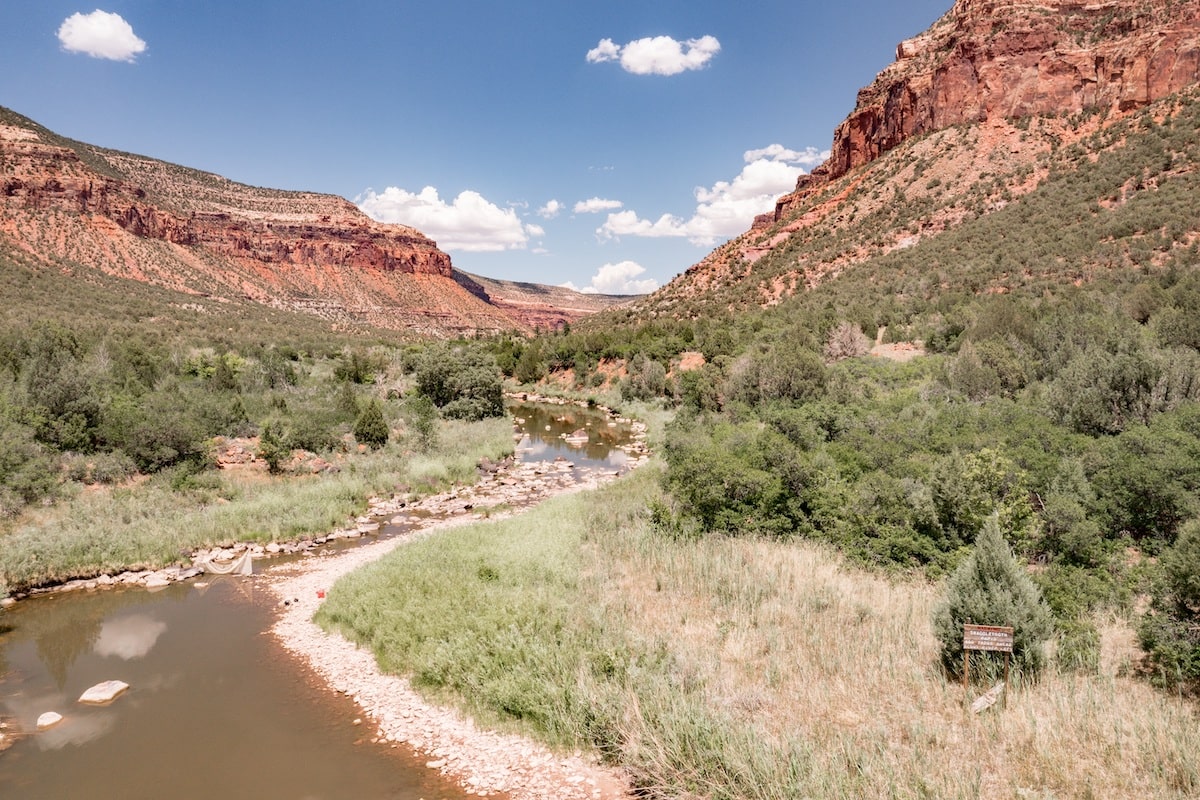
xmin=962 ymin=624 xmax=1014 ymax=710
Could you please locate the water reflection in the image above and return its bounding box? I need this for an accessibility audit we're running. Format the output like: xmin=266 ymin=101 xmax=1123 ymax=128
xmin=21 ymin=590 xmax=162 ymax=689
xmin=2 ymin=691 xmax=116 ymax=751
xmin=0 ymin=582 xmax=472 ymax=798
xmin=94 ymin=615 xmax=167 ymax=661
xmin=509 ymin=400 xmax=635 ymax=470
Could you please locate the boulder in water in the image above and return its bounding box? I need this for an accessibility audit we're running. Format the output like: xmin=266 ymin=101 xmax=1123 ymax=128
xmin=79 ymin=680 xmax=130 ymax=705
xmin=37 ymin=711 xmax=63 ymax=730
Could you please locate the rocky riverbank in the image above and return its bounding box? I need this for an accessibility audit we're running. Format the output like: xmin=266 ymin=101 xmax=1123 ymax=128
xmin=265 ymin=403 xmax=646 ymax=799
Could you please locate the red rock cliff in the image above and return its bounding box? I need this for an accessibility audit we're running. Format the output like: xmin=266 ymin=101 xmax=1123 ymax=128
xmin=779 ymin=0 xmax=1200 ymax=215
xmin=0 ymin=129 xmax=452 ymax=278
xmin=0 ymin=112 xmax=532 ymax=334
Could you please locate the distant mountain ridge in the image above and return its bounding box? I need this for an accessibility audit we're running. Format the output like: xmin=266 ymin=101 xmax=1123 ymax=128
xmin=0 ymin=107 xmax=627 ymax=337
xmin=637 ymin=0 xmax=1200 ymax=315
xmin=453 ymin=271 xmax=636 ymax=331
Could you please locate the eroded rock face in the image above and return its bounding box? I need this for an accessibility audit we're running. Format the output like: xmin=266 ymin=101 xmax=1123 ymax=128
xmin=0 ymin=114 xmax=525 ymax=335
xmin=1 ymin=130 xmax=452 ymax=277
xmin=778 ymin=0 xmax=1200 ymax=215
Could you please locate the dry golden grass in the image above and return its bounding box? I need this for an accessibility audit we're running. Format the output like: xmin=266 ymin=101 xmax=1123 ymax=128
xmin=322 ymin=460 xmax=1198 ymax=799
xmin=586 ymin=495 xmax=1200 ymax=799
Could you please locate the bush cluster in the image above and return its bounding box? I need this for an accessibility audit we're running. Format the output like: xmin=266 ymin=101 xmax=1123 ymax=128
xmin=0 ymin=315 xmax=508 ymax=519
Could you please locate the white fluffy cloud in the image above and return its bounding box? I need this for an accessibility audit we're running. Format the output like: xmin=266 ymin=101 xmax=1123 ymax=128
xmin=743 ymin=144 xmax=827 ymax=167
xmin=563 ymin=261 xmax=659 ymax=295
xmin=357 ymin=186 xmax=540 ymax=252
xmin=537 ymin=199 xmax=563 ymax=219
xmin=587 ymin=35 xmax=720 ymax=76
xmin=597 ymin=143 xmax=831 ymax=246
xmin=573 ymin=197 xmax=623 ymax=214
xmin=58 ymin=10 xmax=146 ymax=62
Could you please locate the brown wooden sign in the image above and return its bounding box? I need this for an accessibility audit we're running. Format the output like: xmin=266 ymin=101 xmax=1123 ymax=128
xmin=962 ymin=624 xmax=1015 ymax=709
xmin=963 ymin=624 xmax=1014 ymax=653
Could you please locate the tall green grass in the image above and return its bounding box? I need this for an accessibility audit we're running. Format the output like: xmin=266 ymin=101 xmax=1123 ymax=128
xmin=318 ymin=460 xmax=1200 ymax=799
xmin=0 ymin=417 xmax=512 ymax=590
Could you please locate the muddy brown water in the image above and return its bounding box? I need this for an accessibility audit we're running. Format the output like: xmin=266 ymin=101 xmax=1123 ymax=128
xmin=0 ymin=402 xmax=634 ymax=800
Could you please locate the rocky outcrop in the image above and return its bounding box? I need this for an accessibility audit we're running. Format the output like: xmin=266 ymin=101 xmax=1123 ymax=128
xmin=632 ymin=0 xmax=1200 ymax=317
xmin=778 ymin=0 xmax=1200 ymax=215
xmin=1 ymin=126 xmax=446 ymax=271
xmin=0 ymin=110 xmax=522 ymax=335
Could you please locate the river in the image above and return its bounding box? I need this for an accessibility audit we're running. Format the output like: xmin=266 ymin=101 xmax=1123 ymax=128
xmin=0 ymin=400 xmax=636 ymax=800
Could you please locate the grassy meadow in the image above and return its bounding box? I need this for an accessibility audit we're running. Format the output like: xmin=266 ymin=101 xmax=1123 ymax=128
xmin=317 ymin=460 xmax=1199 ymax=799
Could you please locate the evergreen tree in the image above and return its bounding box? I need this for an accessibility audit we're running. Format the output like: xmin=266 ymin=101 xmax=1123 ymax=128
xmin=208 ymin=355 xmax=239 ymax=393
xmin=932 ymin=514 xmax=1053 ymax=681
xmin=353 ymin=398 xmax=389 ymax=449
xmin=258 ymin=421 xmax=287 ymax=474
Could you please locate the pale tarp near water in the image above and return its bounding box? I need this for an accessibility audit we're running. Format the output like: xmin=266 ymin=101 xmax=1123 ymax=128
xmin=196 ymin=550 xmax=254 ymax=576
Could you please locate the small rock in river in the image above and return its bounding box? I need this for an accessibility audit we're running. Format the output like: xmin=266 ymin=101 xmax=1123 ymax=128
xmin=37 ymin=712 xmax=63 ymax=730
xmin=79 ymin=680 xmax=130 ymax=705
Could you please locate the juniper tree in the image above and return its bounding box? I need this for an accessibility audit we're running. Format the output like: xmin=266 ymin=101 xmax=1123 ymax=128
xmin=353 ymin=398 xmax=389 ymax=450
xmin=258 ymin=421 xmax=287 ymax=474
xmin=932 ymin=514 xmax=1053 ymax=682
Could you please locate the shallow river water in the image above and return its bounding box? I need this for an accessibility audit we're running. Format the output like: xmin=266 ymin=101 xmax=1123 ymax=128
xmin=0 ymin=401 xmax=633 ymax=800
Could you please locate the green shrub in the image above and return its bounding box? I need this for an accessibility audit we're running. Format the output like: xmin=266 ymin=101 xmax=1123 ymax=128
xmin=258 ymin=421 xmax=288 ymax=473
xmin=663 ymin=417 xmax=792 ymax=536
xmin=353 ymin=398 xmax=389 ymax=449
xmin=333 ymin=349 xmax=381 ymax=384
xmin=513 ymin=344 xmax=547 ymax=384
xmin=620 ymin=353 xmax=667 ymax=401
xmin=1089 ymin=415 xmax=1200 ymax=542
xmin=932 ymin=515 xmax=1054 ymax=682
xmin=402 ymin=395 xmax=439 ymax=453
xmin=725 ymin=344 xmax=826 ymax=408
xmin=0 ymin=417 xmax=57 ymax=515
xmin=1139 ymin=519 xmax=1200 ymax=688
xmin=413 ymin=343 xmax=504 ymax=421
xmin=1034 ymin=562 xmax=1119 ymax=620
xmin=99 ymin=391 xmax=207 ymax=471
xmin=286 ymin=411 xmax=341 ymax=453
xmin=675 ymin=366 xmax=722 ymax=413
xmin=930 ymin=448 xmax=1036 ymax=552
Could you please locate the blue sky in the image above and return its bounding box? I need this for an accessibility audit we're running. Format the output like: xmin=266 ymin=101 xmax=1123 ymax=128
xmin=0 ymin=1 xmax=950 ymax=293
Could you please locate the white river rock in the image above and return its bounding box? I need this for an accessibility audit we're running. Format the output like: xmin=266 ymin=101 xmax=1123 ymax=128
xmin=78 ymin=680 xmax=130 ymax=705
xmin=37 ymin=712 xmax=64 ymax=730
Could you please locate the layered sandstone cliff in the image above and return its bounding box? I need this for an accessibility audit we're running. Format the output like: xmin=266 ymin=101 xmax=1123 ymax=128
xmin=636 ymin=0 xmax=1200 ymax=315
xmin=777 ymin=0 xmax=1200 ymax=216
xmin=0 ymin=109 xmax=520 ymax=336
